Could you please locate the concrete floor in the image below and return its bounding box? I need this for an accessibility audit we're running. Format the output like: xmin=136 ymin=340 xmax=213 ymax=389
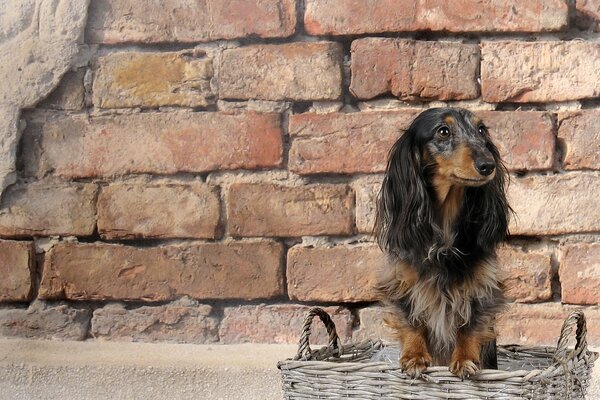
xmin=0 ymin=339 xmax=598 ymax=399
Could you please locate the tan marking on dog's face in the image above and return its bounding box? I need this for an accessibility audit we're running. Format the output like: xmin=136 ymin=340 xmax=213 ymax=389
xmin=444 ymin=115 xmax=455 ymax=126
xmin=434 ymin=144 xmax=495 ymax=187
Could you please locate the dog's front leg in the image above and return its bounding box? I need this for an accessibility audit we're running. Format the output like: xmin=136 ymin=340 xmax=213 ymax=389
xmin=398 ymin=324 xmax=432 ymax=378
xmin=449 ymin=328 xmax=482 ymax=379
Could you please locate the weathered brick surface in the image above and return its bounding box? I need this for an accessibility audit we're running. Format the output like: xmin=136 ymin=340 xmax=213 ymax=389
xmin=219 ymin=304 xmax=353 ymax=344
xmin=220 ymin=43 xmax=343 ymax=101
xmin=0 ymin=181 xmax=96 ymax=238
xmin=560 ymin=243 xmax=600 ymax=305
xmin=287 ymin=244 xmax=382 ymax=302
xmin=289 ymin=111 xmax=418 ymax=174
xmin=351 ymin=39 xmax=479 ymax=100
xmin=497 ymin=244 xmax=553 ymax=303
xmin=228 ymin=183 xmax=354 ymax=237
xmin=86 ymin=0 xmax=296 ymax=43
xmin=481 ymin=41 xmax=600 ymax=102
xmin=353 ymin=306 xmax=396 ymax=343
xmin=22 ymin=112 xmax=282 ymax=178
xmin=558 ymin=111 xmax=600 ymax=170
xmin=289 ymin=111 xmax=553 ymax=175
xmin=37 ymin=68 xmax=85 ymax=111
xmin=305 ymin=0 xmax=568 ymax=35
xmin=576 ymin=0 xmax=600 ymax=31
xmin=508 ymin=173 xmax=600 ymax=235
xmin=0 ymin=240 xmax=33 ymax=301
xmin=355 ymin=179 xmax=382 ymax=234
xmin=0 ymin=301 xmax=91 ymax=341
xmin=497 ymin=303 xmax=600 ymax=346
xmin=97 ymin=182 xmax=220 ymax=240
xmin=91 ymin=298 xmax=219 ymax=343
xmin=93 ymin=51 xmax=214 ymax=109
xmin=39 ymin=241 xmax=284 ymax=301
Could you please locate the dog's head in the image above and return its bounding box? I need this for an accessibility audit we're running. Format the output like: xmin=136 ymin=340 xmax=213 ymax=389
xmin=375 ymin=107 xmax=510 ymax=260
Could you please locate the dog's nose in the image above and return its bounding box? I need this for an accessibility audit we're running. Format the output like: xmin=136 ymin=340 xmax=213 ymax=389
xmin=475 ymin=159 xmax=495 ymax=176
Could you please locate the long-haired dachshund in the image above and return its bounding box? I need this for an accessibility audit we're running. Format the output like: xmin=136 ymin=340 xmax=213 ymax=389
xmin=374 ymin=107 xmax=510 ymax=379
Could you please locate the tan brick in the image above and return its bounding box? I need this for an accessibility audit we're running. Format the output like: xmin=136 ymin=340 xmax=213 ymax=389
xmin=219 ymin=304 xmax=353 ymax=344
xmin=351 ymin=39 xmax=479 ymax=100
xmin=86 ymin=0 xmax=296 ymax=43
xmin=97 ymin=183 xmax=220 ymax=240
xmin=91 ymin=298 xmax=218 ymax=343
xmin=0 ymin=182 xmax=96 ymax=237
xmin=0 ymin=301 xmax=91 ymax=340
xmin=220 ymin=43 xmax=343 ymax=101
xmin=227 ymin=183 xmax=354 ymax=237
xmin=0 ymin=240 xmax=33 ymax=301
xmin=497 ymin=244 xmax=553 ymax=303
xmin=479 ymin=111 xmax=555 ymax=171
xmin=560 ymin=243 xmax=600 ymax=305
xmin=481 ymin=41 xmax=600 ymax=102
xmin=289 ymin=111 xmax=553 ymax=175
xmin=497 ymin=303 xmax=600 ymax=347
xmin=289 ymin=111 xmax=418 ymax=174
xmin=508 ymin=173 xmax=600 ymax=235
xmin=93 ymin=51 xmax=214 ymax=109
xmin=576 ymin=0 xmax=600 ymax=31
xmin=355 ymin=179 xmax=382 ymax=234
xmin=22 ymin=112 xmax=282 ymax=178
xmin=287 ymin=244 xmax=383 ymax=302
xmin=353 ymin=306 xmax=396 ymax=343
xmin=39 ymin=241 xmax=284 ymax=301
xmin=558 ymin=111 xmax=600 ymax=170
xmin=37 ymin=68 xmax=85 ymax=111
xmin=305 ymin=0 xmax=568 ymax=35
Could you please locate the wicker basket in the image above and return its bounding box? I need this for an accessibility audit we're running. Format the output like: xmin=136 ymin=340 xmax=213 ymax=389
xmin=278 ymin=307 xmax=598 ymax=399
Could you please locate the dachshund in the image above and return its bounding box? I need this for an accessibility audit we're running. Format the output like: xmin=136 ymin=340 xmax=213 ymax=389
xmin=374 ymin=107 xmax=510 ymax=379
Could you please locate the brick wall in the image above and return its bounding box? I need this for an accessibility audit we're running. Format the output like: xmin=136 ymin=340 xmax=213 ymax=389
xmin=1 ymin=0 xmax=600 ymax=348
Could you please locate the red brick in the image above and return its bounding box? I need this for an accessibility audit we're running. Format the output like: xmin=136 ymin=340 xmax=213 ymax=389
xmin=287 ymin=244 xmax=383 ymax=302
xmin=508 ymin=173 xmax=600 ymax=235
xmin=497 ymin=244 xmax=553 ymax=303
xmin=351 ymin=39 xmax=479 ymax=101
xmin=481 ymin=41 xmax=600 ymax=102
xmin=227 ymin=183 xmax=354 ymax=237
xmin=560 ymin=243 xmax=600 ymax=305
xmin=0 ymin=240 xmax=33 ymax=301
xmin=353 ymin=306 xmax=397 ymax=343
xmin=97 ymin=182 xmax=220 ymax=240
xmin=354 ymin=178 xmax=382 ymax=234
xmin=91 ymin=298 xmax=218 ymax=343
xmin=22 ymin=112 xmax=282 ymax=178
xmin=220 ymin=43 xmax=343 ymax=101
xmin=39 ymin=241 xmax=284 ymax=301
xmin=558 ymin=111 xmax=600 ymax=170
xmin=0 ymin=301 xmax=91 ymax=340
xmin=288 ymin=111 xmax=418 ymax=174
xmin=0 ymin=181 xmax=96 ymax=238
xmin=219 ymin=304 xmax=353 ymax=344
xmin=305 ymin=0 xmax=568 ymax=35
xmin=576 ymin=0 xmax=600 ymax=31
xmin=497 ymin=303 xmax=600 ymax=347
xmin=93 ymin=51 xmax=214 ymax=109
xmin=86 ymin=0 xmax=296 ymax=43
xmin=289 ymin=111 xmax=553 ymax=175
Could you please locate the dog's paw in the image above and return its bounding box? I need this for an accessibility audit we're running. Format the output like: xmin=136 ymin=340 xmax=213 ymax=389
xmin=449 ymin=358 xmax=480 ymax=379
xmin=400 ymin=352 xmax=432 ymax=378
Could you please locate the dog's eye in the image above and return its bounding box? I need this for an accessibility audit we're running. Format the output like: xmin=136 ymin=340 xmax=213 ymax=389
xmin=437 ymin=126 xmax=451 ymax=138
xmin=478 ymin=125 xmax=487 ymax=135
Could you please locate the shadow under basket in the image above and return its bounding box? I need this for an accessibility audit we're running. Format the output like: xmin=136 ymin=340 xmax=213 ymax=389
xmin=278 ymin=307 xmax=598 ymax=400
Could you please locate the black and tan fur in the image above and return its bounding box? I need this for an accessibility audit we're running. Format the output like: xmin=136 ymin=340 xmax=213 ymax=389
xmin=374 ymin=108 xmax=510 ymax=379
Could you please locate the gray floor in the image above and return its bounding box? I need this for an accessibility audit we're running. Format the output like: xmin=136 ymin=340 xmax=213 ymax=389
xmin=0 ymin=339 xmax=598 ymax=399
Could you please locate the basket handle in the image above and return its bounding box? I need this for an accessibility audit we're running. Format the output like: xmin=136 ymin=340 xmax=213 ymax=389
xmin=293 ymin=307 xmax=342 ymax=361
xmin=554 ymin=310 xmax=588 ymax=361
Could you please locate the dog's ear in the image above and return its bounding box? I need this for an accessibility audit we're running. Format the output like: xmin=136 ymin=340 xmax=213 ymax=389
xmin=375 ymin=131 xmax=433 ymax=257
xmin=466 ymin=142 xmax=511 ymax=249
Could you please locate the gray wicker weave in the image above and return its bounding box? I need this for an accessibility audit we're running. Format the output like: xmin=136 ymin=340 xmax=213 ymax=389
xmin=278 ymin=307 xmax=598 ymax=399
